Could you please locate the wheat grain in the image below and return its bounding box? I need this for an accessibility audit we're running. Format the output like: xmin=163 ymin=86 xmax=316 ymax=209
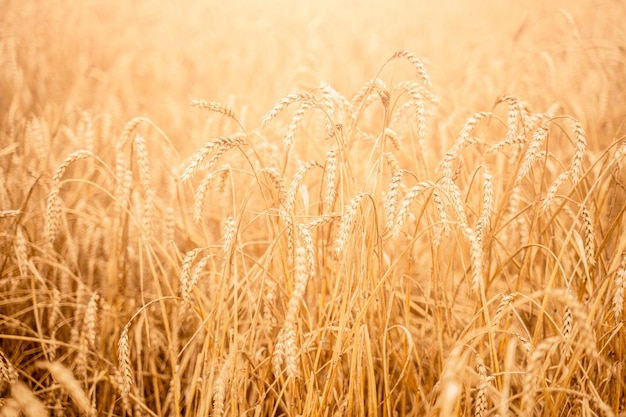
xmin=0 ymin=350 xmax=17 ymax=388
xmin=44 ymin=150 xmax=92 ymax=247
xmin=118 ymin=323 xmax=133 ymax=412
xmin=14 ymin=226 xmax=28 ymax=280
xmin=384 ymin=155 xmax=403 ymax=232
xmin=298 ymin=225 xmax=316 ymax=277
xmin=133 ymin=135 xmax=154 ymax=238
xmin=580 ymin=204 xmax=596 ymax=267
xmin=223 ymin=215 xmax=237 ymax=255
xmin=570 ymin=119 xmax=587 ymax=184
xmin=562 ymin=304 xmax=573 ymax=361
xmin=432 ymin=187 xmax=450 ymax=245
xmin=83 ymin=292 xmax=99 ymax=348
xmin=474 ymin=353 xmax=488 ymax=417
xmin=335 ymin=192 xmax=365 ymax=255
xmin=324 ymin=148 xmax=338 ymax=208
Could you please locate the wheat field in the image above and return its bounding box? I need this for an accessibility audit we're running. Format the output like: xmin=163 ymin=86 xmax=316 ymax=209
xmin=1 ymin=0 xmax=626 ymax=416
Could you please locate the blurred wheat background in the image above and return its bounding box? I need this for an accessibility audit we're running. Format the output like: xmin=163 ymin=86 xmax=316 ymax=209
xmin=1 ymin=0 xmax=625 ymax=416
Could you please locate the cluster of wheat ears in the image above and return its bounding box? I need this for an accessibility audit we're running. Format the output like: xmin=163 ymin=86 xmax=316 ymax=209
xmin=1 ymin=13 xmax=626 ymax=417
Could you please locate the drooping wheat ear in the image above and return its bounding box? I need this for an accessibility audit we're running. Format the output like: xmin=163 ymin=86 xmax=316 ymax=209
xmin=263 ymin=278 xmax=277 ymax=329
xmin=475 ymin=168 xmax=493 ymax=246
xmin=193 ymin=164 xmax=232 ymax=224
xmin=579 ymin=204 xmax=596 ymax=267
xmin=324 ymin=148 xmax=338 ymax=208
xmin=284 ymin=101 xmax=314 ymax=149
xmin=439 ymin=112 xmax=490 ymax=179
xmin=260 ymin=167 xmax=287 ymax=204
xmin=10 ymin=381 xmax=49 ymax=417
xmin=351 ymin=78 xmax=391 ymax=118
xmin=383 ymin=152 xmax=402 ymax=231
xmin=273 ymin=246 xmax=308 ymax=380
xmin=262 ymin=91 xmax=317 ymax=128
xmin=380 ymin=127 xmax=399 ymax=150
xmin=570 ymin=119 xmax=587 ymax=184
xmin=83 ymin=292 xmax=99 ymax=348
xmin=190 ymin=254 xmax=211 ymax=297
xmin=474 ymin=353 xmax=488 ymax=417
xmin=133 ymin=135 xmax=154 ymax=239
xmin=613 ymin=255 xmax=626 ymax=321
xmin=465 ymin=227 xmax=484 ymax=295
xmin=118 ymin=322 xmax=133 ymax=412
xmin=223 ymin=215 xmax=237 ymax=256
xmin=562 ymin=304 xmax=573 ymax=361
xmin=492 ymin=293 xmax=516 ymax=328
xmin=394 ymin=81 xmax=437 ymax=150
xmin=515 ymin=125 xmax=550 ymax=185
xmin=298 ymin=225 xmax=316 ymax=277
xmin=284 ymin=160 xmax=321 ymax=214
xmin=179 ymin=248 xmax=202 ymax=301
xmin=392 ymin=181 xmax=434 ymax=238
xmin=190 ymin=99 xmax=238 ymax=122
xmin=279 ymin=210 xmax=295 ymax=262
xmin=36 ymin=361 xmax=93 ymax=416
xmin=335 ymin=192 xmax=366 ymax=255
xmin=386 ymin=50 xmax=432 ymax=87
xmin=180 ymin=133 xmax=246 ymax=183
xmin=440 ymin=176 xmax=469 ymax=230
xmin=541 ymin=171 xmax=569 ymax=213
xmin=14 ymin=226 xmax=28 ymax=280
xmin=559 ymin=290 xmax=597 ymax=359
xmin=44 ymin=150 xmax=93 ymax=247
xmin=212 ymin=350 xmax=234 ymax=417
xmin=320 ymin=82 xmax=350 ymax=131
xmin=522 ymin=336 xmax=560 ymax=415
xmin=488 ymin=95 xmax=523 ymax=153
xmin=432 ymin=187 xmax=450 ymax=246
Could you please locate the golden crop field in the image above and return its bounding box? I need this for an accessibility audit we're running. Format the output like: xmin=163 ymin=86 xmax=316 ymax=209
xmin=1 ymin=0 xmax=625 ymax=416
